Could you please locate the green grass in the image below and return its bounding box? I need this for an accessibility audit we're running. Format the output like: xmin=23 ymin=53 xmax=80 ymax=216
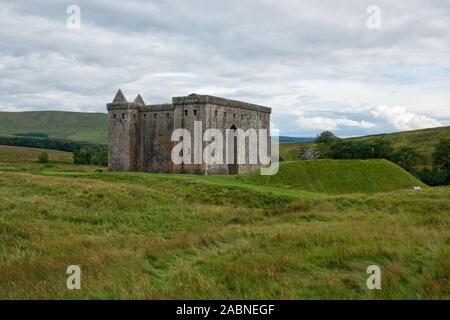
xmin=0 ymin=145 xmax=73 ymax=163
xmin=0 ymin=146 xmax=448 ymax=299
xmin=0 ymin=111 xmax=107 ymax=144
xmin=238 ymin=160 xmax=426 ymax=194
xmin=280 ymin=126 xmax=450 ymax=167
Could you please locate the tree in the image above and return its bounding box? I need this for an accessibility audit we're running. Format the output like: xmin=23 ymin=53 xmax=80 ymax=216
xmin=315 ymin=131 xmax=338 ymax=144
xmin=415 ymin=168 xmax=447 ymax=186
xmin=370 ymin=140 xmax=394 ymax=159
xmin=432 ymin=140 xmax=450 ymax=183
xmin=391 ymin=147 xmax=422 ymax=172
xmin=38 ymin=152 xmax=49 ymax=163
xmin=73 ymin=147 xmax=92 ymax=165
xmin=91 ymin=147 xmax=108 ymax=166
xmin=73 ymin=147 xmax=108 ymax=166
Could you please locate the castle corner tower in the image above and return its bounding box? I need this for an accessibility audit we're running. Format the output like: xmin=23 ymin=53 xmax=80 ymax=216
xmin=106 ymin=89 xmax=139 ymax=171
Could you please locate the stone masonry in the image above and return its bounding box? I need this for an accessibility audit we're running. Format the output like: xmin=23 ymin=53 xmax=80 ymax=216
xmin=107 ymin=89 xmax=271 ymax=175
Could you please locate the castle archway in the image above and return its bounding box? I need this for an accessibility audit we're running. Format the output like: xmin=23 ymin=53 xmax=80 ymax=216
xmin=228 ymin=125 xmax=238 ymax=175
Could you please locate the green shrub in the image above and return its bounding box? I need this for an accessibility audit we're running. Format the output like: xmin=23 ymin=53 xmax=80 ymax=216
xmin=432 ymin=139 xmax=450 ymax=184
xmin=38 ymin=152 xmax=49 ymax=163
xmin=73 ymin=147 xmax=107 ymax=166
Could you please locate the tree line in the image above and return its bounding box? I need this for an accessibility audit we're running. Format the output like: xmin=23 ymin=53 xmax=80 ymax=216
xmin=0 ymin=135 xmax=108 ymax=167
xmin=0 ymin=135 xmax=101 ymax=153
xmin=298 ymin=131 xmax=450 ymax=186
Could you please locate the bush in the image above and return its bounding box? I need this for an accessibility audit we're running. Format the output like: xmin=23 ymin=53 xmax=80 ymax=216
xmin=38 ymin=152 xmax=49 ymax=163
xmin=415 ymin=168 xmax=447 ymax=186
xmin=391 ymin=147 xmax=422 ymax=172
xmin=74 ymin=147 xmax=107 ymax=166
xmin=432 ymin=139 xmax=450 ymax=184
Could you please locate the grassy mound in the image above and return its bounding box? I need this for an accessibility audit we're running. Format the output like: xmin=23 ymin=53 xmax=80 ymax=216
xmin=239 ymin=159 xmax=426 ymax=194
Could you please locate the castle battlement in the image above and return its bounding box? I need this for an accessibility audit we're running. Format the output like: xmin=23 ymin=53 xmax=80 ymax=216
xmin=107 ymin=89 xmax=271 ymax=175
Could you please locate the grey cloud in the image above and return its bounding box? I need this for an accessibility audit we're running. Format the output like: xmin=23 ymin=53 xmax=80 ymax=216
xmin=0 ymin=0 xmax=449 ymax=136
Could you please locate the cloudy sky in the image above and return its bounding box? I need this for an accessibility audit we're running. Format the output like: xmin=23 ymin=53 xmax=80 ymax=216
xmin=1 ymin=0 xmax=449 ymax=137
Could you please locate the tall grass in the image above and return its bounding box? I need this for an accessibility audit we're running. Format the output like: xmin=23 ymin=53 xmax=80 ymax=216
xmin=0 ymin=164 xmax=448 ymax=299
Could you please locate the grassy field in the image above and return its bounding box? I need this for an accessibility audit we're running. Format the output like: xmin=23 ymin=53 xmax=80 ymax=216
xmin=0 ymin=146 xmax=448 ymax=299
xmin=0 ymin=145 xmax=72 ymax=163
xmin=0 ymin=111 xmax=107 ymax=144
xmin=280 ymin=126 xmax=450 ymax=167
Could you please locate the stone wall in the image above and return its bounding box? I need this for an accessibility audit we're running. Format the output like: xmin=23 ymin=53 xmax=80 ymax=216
xmin=107 ymin=91 xmax=271 ymax=175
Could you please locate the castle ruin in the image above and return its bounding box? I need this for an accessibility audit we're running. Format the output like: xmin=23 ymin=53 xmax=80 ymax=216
xmin=107 ymin=89 xmax=271 ymax=175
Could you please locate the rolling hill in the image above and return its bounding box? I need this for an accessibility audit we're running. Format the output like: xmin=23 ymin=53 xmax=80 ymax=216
xmin=0 ymin=111 xmax=448 ymax=168
xmin=0 ymin=111 xmax=315 ymax=146
xmin=238 ymin=159 xmax=425 ymax=194
xmin=0 ymin=111 xmax=107 ymax=144
xmin=280 ymin=126 xmax=450 ymax=166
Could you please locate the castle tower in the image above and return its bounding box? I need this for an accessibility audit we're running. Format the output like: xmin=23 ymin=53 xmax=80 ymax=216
xmin=106 ymin=89 xmax=140 ymax=171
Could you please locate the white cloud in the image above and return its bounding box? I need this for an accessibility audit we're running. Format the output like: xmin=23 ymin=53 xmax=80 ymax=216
xmin=296 ymin=116 xmax=375 ymax=131
xmin=1 ymin=1 xmax=450 ymax=136
xmin=371 ymin=105 xmax=443 ymax=130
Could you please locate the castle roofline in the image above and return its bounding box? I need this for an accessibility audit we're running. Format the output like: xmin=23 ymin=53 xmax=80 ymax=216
xmin=172 ymin=94 xmax=271 ymax=114
xmin=141 ymin=104 xmax=174 ymax=112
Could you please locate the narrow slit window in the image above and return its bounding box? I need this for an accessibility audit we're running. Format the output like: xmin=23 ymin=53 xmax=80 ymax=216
xmin=154 ymin=113 xmax=157 ymax=119
xmin=185 ymin=110 xmax=188 ymax=116
xmin=215 ymin=110 xmax=218 ymax=117
xmin=122 ymin=113 xmax=125 ymax=119
xmin=113 ymin=114 xmax=116 ymax=119
xmin=193 ymin=110 xmax=197 ymax=116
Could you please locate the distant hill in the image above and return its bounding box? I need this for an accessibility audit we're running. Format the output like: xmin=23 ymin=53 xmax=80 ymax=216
xmin=280 ymin=126 xmax=450 ymax=167
xmin=278 ymin=136 xmax=314 ymax=143
xmin=239 ymin=159 xmax=425 ymax=194
xmin=0 ymin=111 xmax=448 ymax=166
xmin=0 ymin=111 xmax=107 ymax=144
xmin=0 ymin=111 xmax=313 ymax=145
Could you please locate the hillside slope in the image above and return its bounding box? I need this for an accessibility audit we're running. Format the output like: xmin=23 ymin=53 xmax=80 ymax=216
xmin=0 ymin=111 xmax=107 ymax=144
xmin=239 ymin=159 xmax=426 ymax=194
xmin=280 ymin=126 xmax=450 ymax=166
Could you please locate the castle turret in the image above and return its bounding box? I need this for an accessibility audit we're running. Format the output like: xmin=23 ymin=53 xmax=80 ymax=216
xmin=106 ymin=89 xmax=140 ymax=171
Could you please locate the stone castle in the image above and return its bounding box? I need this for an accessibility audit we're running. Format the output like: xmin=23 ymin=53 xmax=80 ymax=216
xmin=107 ymin=89 xmax=271 ymax=175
